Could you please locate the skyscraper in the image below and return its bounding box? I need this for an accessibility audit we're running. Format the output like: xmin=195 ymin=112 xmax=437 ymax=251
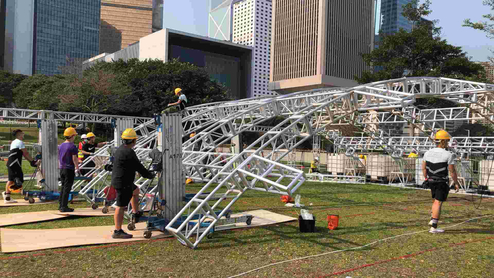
xmin=232 ymin=0 xmax=273 ymax=97
xmin=209 ymin=0 xmax=273 ymax=98
xmin=100 ymin=0 xmax=153 ymax=54
xmin=2 ymin=0 xmax=100 ymax=76
xmin=375 ymin=0 xmax=414 ymax=35
xmin=0 ymin=0 xmax=6 ymax=70
xmin=35 ymin=0 xmax=100 ymax=75
xmin=269 ymin=0 xmax=374 ymax=94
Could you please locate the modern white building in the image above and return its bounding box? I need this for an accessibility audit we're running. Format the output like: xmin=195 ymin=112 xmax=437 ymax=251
xmin=209 ymin=0 xmax=274 ymax=98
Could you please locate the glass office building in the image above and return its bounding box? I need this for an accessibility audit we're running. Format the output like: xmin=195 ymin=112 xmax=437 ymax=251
xmin=34 ymin=0 xmax=100 ymax=75
xmin=375 ymin=0 xmax=414 ymax=36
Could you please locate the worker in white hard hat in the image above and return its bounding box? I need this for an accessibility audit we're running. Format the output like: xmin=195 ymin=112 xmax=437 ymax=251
xmin=422 ymin=130 xmax=459 ymax=234
xmin=78 ymin=134 xmax=88 ymax=163
xmin=111 ymin=128 xmax=155 ymax=239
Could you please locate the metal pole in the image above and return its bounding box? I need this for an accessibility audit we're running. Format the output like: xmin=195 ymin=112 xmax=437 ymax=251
xmin=161 ymin=114 xmax=185 ymax=220
xmin=41 ymin=120 xmax=59 ymax=192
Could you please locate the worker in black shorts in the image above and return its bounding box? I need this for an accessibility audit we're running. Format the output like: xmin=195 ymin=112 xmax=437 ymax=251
xmin=422 ymin=130 xmax=460 ymax=233
xmin=111 ymin=128 xmax=154 ymax=239
xmin=3 ymin=129 xmax=37 ymax=203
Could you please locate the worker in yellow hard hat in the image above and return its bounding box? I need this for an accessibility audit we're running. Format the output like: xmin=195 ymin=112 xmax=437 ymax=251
xmin=422 ymin=130 xmax=459 ymax=233
xmin=80 ymin=132 xmax=108 ymax=176
xmin=162 ymin=87 xmax=188 ymax=115
xmin=408 ymin=149 xmax=418 ymax=158
xmin=111 ymin=128 xmax=155 ymax=239
xmin=309 ymin=157 xmax=320 ymax=173
xmin=57 ymin=127 xmax=80 ymax=212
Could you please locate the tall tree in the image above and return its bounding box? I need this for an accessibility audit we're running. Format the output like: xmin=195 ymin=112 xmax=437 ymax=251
xmin=464 ymin=0 xmax=494 ymax=66
xmin=463 ymin=0 xmax=494 ymax=39
xmin=356 ymin=0 xmax=487 ymax=84
xmin=13 ymin=74 xmax=65 ymax=110
xmin=85 ymin=58 xmax=229 ymax=116
xmin=0 ymin=71 xmax=27 ymax=107
xmin=58 ymin=70 xmax=135 ymax=115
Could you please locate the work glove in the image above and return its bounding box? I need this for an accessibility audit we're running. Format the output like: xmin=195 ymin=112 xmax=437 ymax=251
xmin=147 ymin=172 xmax=156 ymax=180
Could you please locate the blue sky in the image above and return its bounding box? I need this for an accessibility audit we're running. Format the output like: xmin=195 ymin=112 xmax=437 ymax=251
xmin=163 ymin=0 xmax=492 ymax=61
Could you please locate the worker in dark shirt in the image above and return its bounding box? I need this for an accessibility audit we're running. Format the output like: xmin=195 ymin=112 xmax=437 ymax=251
xmin=80 ymin=132 xmax=107 ymax=176
xmin=111 ymin=128 xmax=154 ymax=239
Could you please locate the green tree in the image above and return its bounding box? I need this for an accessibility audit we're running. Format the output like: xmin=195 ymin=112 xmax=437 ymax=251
xmin=85 ymin=58 xmax=229 ymax=116
xmin=356 ymin=0 xmax=487 ymax=84
xmin=13 ymin=74 xmax=65 ymax=110
xmin=0 ymin=70 xmax=27 ymax=107
xmin=463 ymin=0 xmax=494 ymax=39
xmin=58 ymin=70 xmax=134 ymax=115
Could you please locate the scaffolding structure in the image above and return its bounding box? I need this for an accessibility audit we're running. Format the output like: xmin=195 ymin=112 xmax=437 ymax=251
xmin=2 ymin=77 xmax=494 ymax=249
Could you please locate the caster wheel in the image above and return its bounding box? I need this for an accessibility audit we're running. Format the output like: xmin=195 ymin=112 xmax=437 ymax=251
xmin=144 ymin=231 xmax=152 ymax=239
xmin=128 ymin=223 xmax=136 ymax=231
xmin=28 ymin=197 xmax=35 ymax=204
xmin=102 ymin=207 xmax=108 ymax=214
xmin=91 ymin=204 xmax=98 ymax=210
xmin=246 ymin=216 xmax=253 ymax=225
xmin=207 ymin=233 xmax=213 ymax=239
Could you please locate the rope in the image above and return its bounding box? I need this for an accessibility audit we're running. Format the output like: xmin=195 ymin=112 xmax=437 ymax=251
xmin=228 ymin=214 xmax=493 ymax=278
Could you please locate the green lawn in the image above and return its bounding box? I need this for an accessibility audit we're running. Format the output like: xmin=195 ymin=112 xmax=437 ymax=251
xmin=0 ymin=182 xmax=493 ymax=277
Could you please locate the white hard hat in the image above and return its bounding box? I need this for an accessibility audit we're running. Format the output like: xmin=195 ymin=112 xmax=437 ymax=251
xmin=81 ymin=134 xmax=87 ymax=139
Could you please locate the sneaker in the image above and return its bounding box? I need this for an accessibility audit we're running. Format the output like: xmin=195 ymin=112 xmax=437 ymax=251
xmin=112 ymin=229 xmax=133 ymax=239
xmin=2 ymin=192 xmax=16 ymax=203
xmin=428 ymin=219 xmax=434 ymax=227
xmin=59 ymin=207 xmax=75 ymax=212
xmin=429 ymin=227 xmax=444 ymax=233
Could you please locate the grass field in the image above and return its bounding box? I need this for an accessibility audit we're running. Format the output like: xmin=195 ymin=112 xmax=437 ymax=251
xmin=1 ymin=182 xmax=493 ymax=277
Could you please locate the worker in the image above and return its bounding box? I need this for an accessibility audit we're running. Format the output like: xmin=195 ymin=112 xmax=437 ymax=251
xmin=112 ymin=128 xmax=155 ymax=239
xmin=310 ymin=157 xmax=320 ymax=173
xmin=2 ymin=129 xmax=37 ymax=203
xmin=408 ymin=149 xmax=419 ymax=158
xmin=162 ymin=88 xmax=187 ymax=114
xmin=78 ymin=134 xmax=88 ymax=163
xmin=58 ymin=127 xmax=80 ymax=212
xmin=80 ymin=132 xmax=108 ymax=175
xmin=422 ymin=130 xmax=459 ymax=233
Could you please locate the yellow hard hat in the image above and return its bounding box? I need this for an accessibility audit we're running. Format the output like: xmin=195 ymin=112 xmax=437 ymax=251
xmin=86 ymin=132 xmax=95 ymax=138
xmin=190 ymin=132 xmax=196 ymax=138
xmin=435 ymin=130 xmax=451 ymax=140
xmin=174 ymin=88 xmax=182 ymax=95
xmin=64 ymin=127 xmax=77 ymax=137
xmin=121 ymin=128 xmax=137 ymax=140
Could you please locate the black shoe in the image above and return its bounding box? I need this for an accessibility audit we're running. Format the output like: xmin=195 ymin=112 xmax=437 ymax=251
xmin=59 ymin=207 xmax=74 ymax=212
xmin=112 ymin=229 xmax=133 ymax=239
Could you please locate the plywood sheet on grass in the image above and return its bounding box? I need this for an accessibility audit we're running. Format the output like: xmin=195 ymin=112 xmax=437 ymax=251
xmin=0 ymin=199 xmax=57 ymax=207
xmin=1 ymin=210 xmax=296 ymax=253
xmin=55 ymin=207 xmax=115 ymax=217
xmin=0 ymin=211 xmax=68 ymax=227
